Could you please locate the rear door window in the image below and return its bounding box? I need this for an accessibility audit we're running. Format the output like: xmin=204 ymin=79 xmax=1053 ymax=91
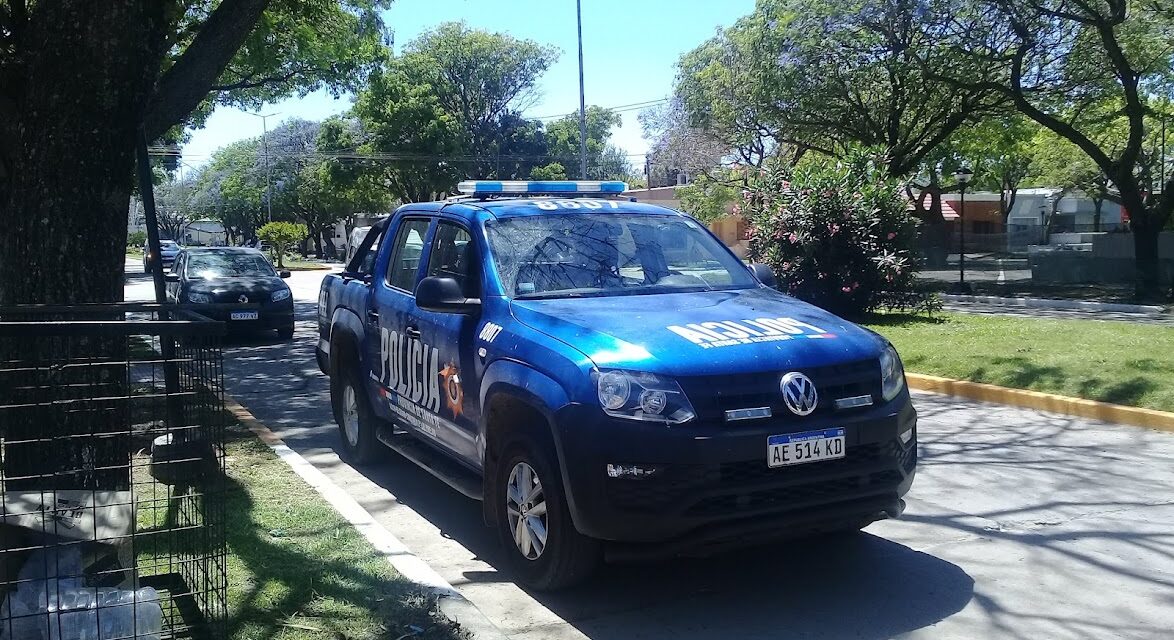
xmin=386 ymin=219 xmax=432 ymax=293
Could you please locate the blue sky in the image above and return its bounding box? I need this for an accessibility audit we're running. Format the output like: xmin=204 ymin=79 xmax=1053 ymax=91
xmin=181 ymin=0 xmax=754 ymax=169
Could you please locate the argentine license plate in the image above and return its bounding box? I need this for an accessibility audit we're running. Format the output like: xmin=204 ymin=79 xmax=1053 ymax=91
xmin=230 ymin=311 xmax=259 ymax=321
xmin=767 ymin=427 xmax=845 ymax=468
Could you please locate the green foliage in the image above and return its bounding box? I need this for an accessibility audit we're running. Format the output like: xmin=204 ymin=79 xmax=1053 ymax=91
xmin=676 ymin=0 xmax=1003 ymax=178
xmin=951 ymin=115 xmax=1040 ymax=218
xmin=744 ymin=155 xmax=922 ymax=317
xmin=676 ymin=171 xmax=740 ymax=223
xmin=258 ymin=222 xmax=308 ymax=268
xmin=127 ymin=231 xmax=147 ymax=248
xmin=530 ymin=163 xmax=568 ymax=181
xmin=179 ymin=0 xmax=392 ymax=130
xmin=350 ymin=22 xmax=561 ymax=199
xmin=544 ymin=106 xmax=631 ymax=179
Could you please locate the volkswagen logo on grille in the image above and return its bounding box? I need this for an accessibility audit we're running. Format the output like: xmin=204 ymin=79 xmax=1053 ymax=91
xmin=780 ymin=372 xmax=818 ymax=416
xmin=238 ymin=294 xmax=249 ymax=304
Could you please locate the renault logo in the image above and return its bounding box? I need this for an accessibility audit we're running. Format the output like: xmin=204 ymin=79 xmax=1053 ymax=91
xmin=780 ymin=372 xmax=818 ymax=416
xmin=238 ymin=294 xmax=249 ymax=304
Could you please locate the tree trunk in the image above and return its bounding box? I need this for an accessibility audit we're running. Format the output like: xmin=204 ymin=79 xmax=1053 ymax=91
xmin=0 ymin=1 xmax=169 ymax=305
xmin=0 ymin=2 xmax=170 ymax=492
xmin=1093 ymin=199 xmax=1103 ymax=232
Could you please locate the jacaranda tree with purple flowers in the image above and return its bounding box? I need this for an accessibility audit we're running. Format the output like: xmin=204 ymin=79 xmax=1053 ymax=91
xmin=744 ymin=154 xmax=923 ymax=317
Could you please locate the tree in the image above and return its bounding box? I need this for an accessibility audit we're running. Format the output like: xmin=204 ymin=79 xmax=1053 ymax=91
xmin=350 ymin=23 xmax=558 ymax=199
xmin=640 ymin=99 xmax=735 ymax=187
xmin=258 ymin=221 xmax=307 ymax=268
xmin=675 ymin=0 xmax=1007 ymax=225
xmin=676 ymin=169 xmax=742 ymax=223
xmin=0 ymin=0 xmax=390 ymax=305
xmin=952 ymin=115 xmax=1039 ymax=222
xmin=192 ymin=139 xmax=267 ymax=244
xmin=399 ymin=22 xmax=558 ymax=177
xmin=530 ymin=163 xmax=568 ymax=181
xmin=153 ymin=177 xmax=197 ymax=240
xmin=544 ymin=106 xmax=630 ymax=179
xmin=941 ymin=0 xmax=1174 ymax=296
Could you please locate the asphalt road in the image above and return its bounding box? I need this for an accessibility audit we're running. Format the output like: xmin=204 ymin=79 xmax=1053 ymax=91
xmin=127 ymin=265 xmax=1174 ymax=639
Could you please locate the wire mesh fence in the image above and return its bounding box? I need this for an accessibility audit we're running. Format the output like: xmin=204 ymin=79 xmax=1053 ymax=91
xmin=0 ymin=304 xmax=228 ymax=639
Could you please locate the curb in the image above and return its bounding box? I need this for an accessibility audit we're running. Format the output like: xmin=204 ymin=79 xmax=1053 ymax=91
xmin=939 ymin=294 xmax=1166 ymax=315
xmin=906 ymin=373 xmax=1174 ymax=433
xmin=224 ymin=395 xmax=509 ymax=640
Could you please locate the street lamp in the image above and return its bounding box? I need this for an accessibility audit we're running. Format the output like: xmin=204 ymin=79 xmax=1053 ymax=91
xmin=575 ymin=0 xmax=589 ymax=179
xmin=951 ymin=165 xmax=974 ymax=294
xmin=246 ymin=111 xmax=279 ymax=224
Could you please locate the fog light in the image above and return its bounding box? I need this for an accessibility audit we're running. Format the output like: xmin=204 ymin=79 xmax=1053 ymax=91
xmin=606 ymin=464 xmax=660 ymax=479
xmin=900 ymin=428 xmax=914 ymax=445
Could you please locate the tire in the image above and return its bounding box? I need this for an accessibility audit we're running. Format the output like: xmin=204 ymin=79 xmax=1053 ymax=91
xmin=277 ymin=325 xmax=294 ymax=341
xmin=331 ymin=368 xmax=381 ymax=465
xmin=494 ymin=435 xmax=600 ymax=590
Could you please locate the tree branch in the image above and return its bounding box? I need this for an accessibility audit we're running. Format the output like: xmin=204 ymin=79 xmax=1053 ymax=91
xmin=143 ymin=0 xmax=270 ymax=139
xmin=211 ymin=66 xmax=308 ymax=91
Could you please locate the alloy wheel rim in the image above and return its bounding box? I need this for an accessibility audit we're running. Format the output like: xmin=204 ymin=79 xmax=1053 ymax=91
xmin=506 ymin=461 xmax=548 ymax=560
xmin=342 ymin=384 xmax=360 ymax=447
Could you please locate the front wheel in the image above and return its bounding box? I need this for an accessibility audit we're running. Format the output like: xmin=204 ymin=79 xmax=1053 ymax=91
xmin=494 ymin=437 xmax=600 ymax=590
xmin=332 ymin=369 xmax=381 ymax=464
xmin=277 ymin=325 xmax=294 ymax=340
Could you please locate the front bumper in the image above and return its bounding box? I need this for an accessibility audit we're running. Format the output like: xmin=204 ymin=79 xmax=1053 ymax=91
xmin=193 ymin=301 xmax=293 ymax=331
xmin=551 ymin=394 xmax=917 ymax=554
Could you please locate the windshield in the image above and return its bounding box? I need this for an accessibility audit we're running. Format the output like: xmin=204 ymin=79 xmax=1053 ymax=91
xmin=186 ymin=252 xmax=275 ymax=278
xmin=485 ymin=213 xmax=756 ymax=299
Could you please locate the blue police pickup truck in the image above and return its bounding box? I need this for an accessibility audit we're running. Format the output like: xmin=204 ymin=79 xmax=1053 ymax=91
xmin=316 ymin=181 xmax=917 ymax=589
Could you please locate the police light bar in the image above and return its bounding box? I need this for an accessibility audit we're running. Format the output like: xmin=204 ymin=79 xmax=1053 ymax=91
xmin=456 ymin=180 xmax=628 ymax=197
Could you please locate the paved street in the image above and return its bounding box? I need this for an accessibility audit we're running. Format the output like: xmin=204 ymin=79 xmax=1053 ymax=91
xmin=128 ymin=266 xmax=1174 ymax=639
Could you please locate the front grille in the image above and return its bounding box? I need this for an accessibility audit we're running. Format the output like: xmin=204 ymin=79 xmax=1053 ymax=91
xmin=606 ymin=438 xmax=911 ymax=518
xmin=211 ymin=289 xmax=269 ymax=304
xmin=680 ymin=359 xmax=880 ymax=424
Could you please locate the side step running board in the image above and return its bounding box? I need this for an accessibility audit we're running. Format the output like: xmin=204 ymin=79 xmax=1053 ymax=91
xmin=376 ymin=426 xmax=483 ymax=501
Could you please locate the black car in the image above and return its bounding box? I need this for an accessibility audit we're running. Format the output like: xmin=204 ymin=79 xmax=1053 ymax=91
xmin=166 ymin=247 xmax=295 ymax=339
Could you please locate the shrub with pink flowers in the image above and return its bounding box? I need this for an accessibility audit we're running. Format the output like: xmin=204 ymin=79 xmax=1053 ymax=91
xmin=744 ymin=154 xmax=925 ymax=317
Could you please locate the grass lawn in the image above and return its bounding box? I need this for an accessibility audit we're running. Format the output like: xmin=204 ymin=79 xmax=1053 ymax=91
xmin=865 ymin=312 xmax=1174 ymax=412
xmin=274 ymin=257 xmax=333 ymax=271
xmin=138 ymin=423 xmax=466 ymax=640
xmin=221 ymin=425 xmax=466 ymax=640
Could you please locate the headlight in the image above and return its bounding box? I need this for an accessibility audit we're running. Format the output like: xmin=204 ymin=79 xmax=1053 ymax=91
xmin=185 ymin=291 xmax=212 ymax=304
xmin=593 ymin=370 xmax=695 ymax=424
xmin=880 ymin=344 xmax=906 ymax=401
xmin=271 ymin=288 xmax=291 ymax=302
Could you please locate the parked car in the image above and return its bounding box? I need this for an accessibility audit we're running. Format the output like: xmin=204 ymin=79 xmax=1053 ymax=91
xmin=167 ymin=247 xmax=295 ymax=340
xmin=143 ymin=239 xmax=181 ymax=272
xmin=316 ymin=181 xmax=916 ymax=589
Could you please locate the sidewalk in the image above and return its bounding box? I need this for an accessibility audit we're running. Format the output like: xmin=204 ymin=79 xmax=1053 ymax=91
xmin=940 ymin=297 xmax=1174 ymax=325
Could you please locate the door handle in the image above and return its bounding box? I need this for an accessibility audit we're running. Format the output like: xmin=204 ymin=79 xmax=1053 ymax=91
xmin=405 ymin=325 xmax=421 ymax=339
xmin=366 ymin=309 xmax=380 ymax=323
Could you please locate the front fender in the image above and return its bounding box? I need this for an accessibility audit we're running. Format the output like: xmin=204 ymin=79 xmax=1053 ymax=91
xmin=327 ymin=307 xmax=365 ymax=375
xmin=480 ymin=359 xmax=598 ymax=529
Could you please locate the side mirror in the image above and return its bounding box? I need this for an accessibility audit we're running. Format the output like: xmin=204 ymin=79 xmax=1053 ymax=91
xmin=164 ymin=273 xmax=180 ymax=283
xmin=416 ymin=276 xmax=480 ymax=314
xmin=748 ymin=263 xmax=777 ymax=289
xmin=279 ymin=270 xmax=291 ymax=279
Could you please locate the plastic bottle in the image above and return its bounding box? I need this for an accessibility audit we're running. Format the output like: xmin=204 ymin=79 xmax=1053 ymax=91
xmin=1 ymin=546 xmax=162 ymax=640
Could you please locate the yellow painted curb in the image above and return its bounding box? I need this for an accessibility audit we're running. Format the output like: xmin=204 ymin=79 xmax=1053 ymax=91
xmin=906 ymin=373 xmax=1174 ymax=433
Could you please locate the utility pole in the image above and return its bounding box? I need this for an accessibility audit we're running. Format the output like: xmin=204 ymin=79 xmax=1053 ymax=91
xmin=576 ymin=0 xmax=589 ymax=180
xmin=248 ymin=111 xmax=279 ymax=224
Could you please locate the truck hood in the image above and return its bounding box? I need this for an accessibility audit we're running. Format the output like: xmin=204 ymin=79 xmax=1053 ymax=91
xmin=509 ymin=286 xmax=886 ymax=377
